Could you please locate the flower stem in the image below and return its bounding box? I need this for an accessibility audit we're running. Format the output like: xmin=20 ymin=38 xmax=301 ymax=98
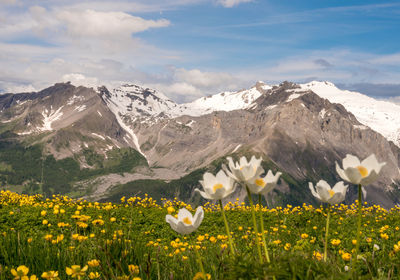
xmin=193 ymin=241 xmax=205 ymax=277
xmin=323 ymin=206 xmax=331 ymax=262
xmin=246 ymin=186 xmax=263 ymax=264
xmin=219 ymin=200 xmax=236 ymax=256
xmin=352 ymin=184 xmax=363 ymax=276
xmin=259 ymin=194 xmax=271 ymax=263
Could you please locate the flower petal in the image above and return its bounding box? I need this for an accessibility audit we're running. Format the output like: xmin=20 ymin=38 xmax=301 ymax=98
xmin=315 ymin=180 xmax=331 ymax=202
xmin=329 ymin=192 xmax=346 ymax=205
xmin=360 ymin=170 xmax=379 ymax=186
xmin=177 ymin=208 xmax=192 ymax=221
xmin=308 ymin=182 xmax=321 ymax=200
xmin=344 ymin=167 xmax=363 ymax=184
xmin=361 ymin=154 xmax=386 ymax=174
xmin=336 ymin=162 xmax=350 ymax=182
xmin=342 ymin=154 xmax=361 ymax=169
xmin=195 ymin=188 xmax=213 ymax=200
xmin=193 ymin=206 xmax=204 ymax=229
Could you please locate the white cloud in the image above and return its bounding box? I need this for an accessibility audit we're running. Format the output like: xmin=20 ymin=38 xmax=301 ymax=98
xmin=143 ymin=67 xmax=247 ymax=102
xmin=216 ymin=0 xmax=253 ymax=8
xmin=57 ymin=9 xmax=170 ymax=38
xmin=174 ymin=68 xmax=237 ymax=89
xmin=369 ymin=53 xmax=400 ymax=65
xmin=62 ymin=73 xmax=100 ymax=88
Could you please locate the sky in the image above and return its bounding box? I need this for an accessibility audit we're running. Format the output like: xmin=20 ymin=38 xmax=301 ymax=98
xmin=0 ymin=0 xmax=399 ymax=103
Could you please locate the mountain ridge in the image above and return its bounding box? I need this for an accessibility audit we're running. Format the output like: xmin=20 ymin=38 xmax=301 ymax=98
xmin=0 ymin=80 xmax=399 ymax=207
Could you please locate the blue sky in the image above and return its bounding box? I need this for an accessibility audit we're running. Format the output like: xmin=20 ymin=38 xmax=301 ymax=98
xmin=0 ymin=0 xmax=399 ymax=102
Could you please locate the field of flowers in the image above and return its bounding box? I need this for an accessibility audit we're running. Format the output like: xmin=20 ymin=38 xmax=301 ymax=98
xmin=1 ymin=154 xmax=399 ymax=279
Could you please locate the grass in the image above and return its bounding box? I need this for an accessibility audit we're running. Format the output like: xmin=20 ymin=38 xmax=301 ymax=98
xmin=1 ymin=190 xmax=400 ymax=279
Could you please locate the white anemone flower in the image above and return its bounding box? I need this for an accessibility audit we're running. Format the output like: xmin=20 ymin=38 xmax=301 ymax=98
xmin=165 ymin=207 xmax=204 ymax=235
xmin=309 ymin=180 xmax=348 ymax=205
xmin=247 ymin=170 xmax=282 ymax=194
xmin=335 ymin=154 xmax=386 ymax=185
xmin=195 ymin=170 xmax=236 ymax=200
xmin=223 ymin=156 xmax=264 ymax=184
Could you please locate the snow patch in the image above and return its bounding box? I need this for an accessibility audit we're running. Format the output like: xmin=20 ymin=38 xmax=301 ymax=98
xmin=91 ymin=133 xmax=105 ymax=140
xmin=113 ymin=112 xmax=146 ymax=159
xmin=232 ymin=144 xmax=242 ymax=153
xmin=41 ymin=106 xmax=64 ymax=131
xmin=319 ymin=108 xmax=326 ymax=118
xmin=75 ymin=105 xmax=87 ymax=112
xmin=286 ymin=93 xmax=302 ymax=102
xmin=354 ymin=125 xmax=368 ymax=130
xmin=67 ymin=95 xmax=85 ymax=105
xmin=186 ymin=120 xmax=195 ymax=127
xmin=97 ymin=110 xmax=102 ymax=117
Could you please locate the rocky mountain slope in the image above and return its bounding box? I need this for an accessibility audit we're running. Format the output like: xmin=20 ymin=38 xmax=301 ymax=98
xmin=0 ymin=80 xmax=399 ymax=207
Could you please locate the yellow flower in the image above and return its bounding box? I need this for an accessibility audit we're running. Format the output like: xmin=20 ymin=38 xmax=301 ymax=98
xmin=209 ymin=236 xmax=216 ymax=243
xmin=87 ymin=260 xmax=100 ymax=267
xmin=88 ymin=272 xmax=100 ymax=279
xmin=331 ymin=239 xmax=341 ymax=246
xmin=66 ymin=265 xmax=88 ymax=279
xmin=44 ymin=234 xmax=53 ymax=241
xmin=284 ymin=243 xmax=291 ymax=251
xmin=11 ymin=265 xmax=29 ymax=279
xmin=128 ymin=265 xmax=139 ymax=275
xmin=110 ymin=217 xmax=116 ymax=222
xmin=273 ymin=240 xmax=281 ymax=245
xmin=342 ymin=253 xmax=351 ymax=261
xmin=197 ymin=235 xmax=205 ymax=242
xmin=42 ymin=220 xmax=48 ymax=225
xmin=167 ymin=206 xmax=175 ymax=214
xmin=352 ymin=240 xmax=357 ymax=245
xmin=41 ymin=271 xmax=59 ymax=280
xmin=366 ymin=237 xmax=372 ymax=243
xmin=193 ymin=272 xmax=211 ymax=280
xmin=381 ymin=233 xmax=389 ymax=240
xmin=301 ymin=233 xmax=309 ymax=239
xmin=313 ymin=251 xmax=323 ymax=261
xmin=41 ymin=210 xmax=47 ymax=216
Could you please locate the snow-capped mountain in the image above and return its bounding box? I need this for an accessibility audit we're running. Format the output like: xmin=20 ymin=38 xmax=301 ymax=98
xmin=102 ymin=80 xmax=400 ymax=148
xmin=183 ymin=81 xmax=271 ymax=115
xmin=299 ymin=81 xmax=400 ymax=147
xmin=105 ymin=83 xmax=185 ymax=119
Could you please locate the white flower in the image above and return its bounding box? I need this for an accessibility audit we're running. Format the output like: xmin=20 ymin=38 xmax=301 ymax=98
xmin=165 ymin=207 xmax=204 ymax=235
xmin=223 ymin=156 xmax=264 ymax=184
xmin=373 ymin=244 xmax=380 ymax=251
xmin=309 ymin=180 xmax=348 ymax=205
xmin=246 ymin=170 xmax=282 ymax=194
xmin=335 ymin=154 xmax=386 ymax=185
xmin=195 ymin=170 xmax=236 ymax=200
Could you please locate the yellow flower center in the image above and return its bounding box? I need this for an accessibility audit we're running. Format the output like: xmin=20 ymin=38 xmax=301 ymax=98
xmin=357 ymin=166 xmax=368 ymax=178
xmin=328 ymin=190 xmax=335 ymax=197
xmin=255 ymin=178 xmax=265 ymax=187
xmin=213 ymin=184 xmax=223 ymax=192
xmin=183 ymin=217 xmax=192 ymax=225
